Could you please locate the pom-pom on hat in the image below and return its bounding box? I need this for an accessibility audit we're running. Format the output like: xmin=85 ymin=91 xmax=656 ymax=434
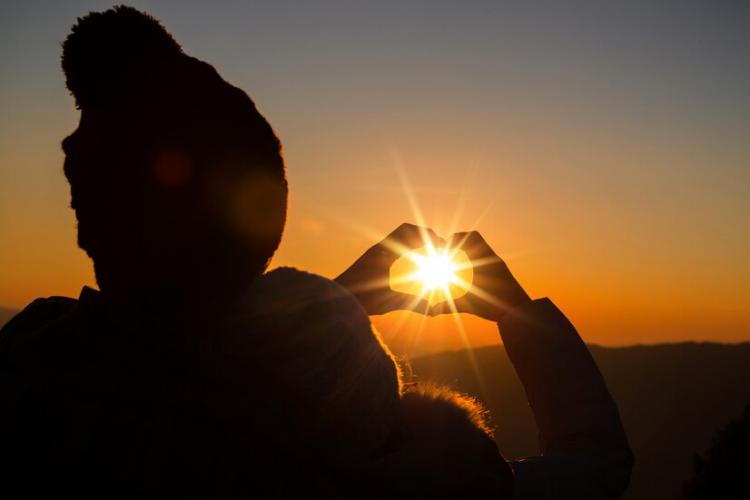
xmin=60 ymin=5 xmax=284 ymax=167
xmin=60 ymin=5 xmax=285 ymax=183
xmin=62 ymin=5 xmax=183 ymax=109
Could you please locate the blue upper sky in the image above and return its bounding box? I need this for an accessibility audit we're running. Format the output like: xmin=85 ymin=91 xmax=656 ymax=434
xmin=1 ymin=1 xmax=748 ymax=344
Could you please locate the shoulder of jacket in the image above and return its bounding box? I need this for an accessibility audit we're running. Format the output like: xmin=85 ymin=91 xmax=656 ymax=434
xmin=0 ymin=295 xmax=79 ymax=356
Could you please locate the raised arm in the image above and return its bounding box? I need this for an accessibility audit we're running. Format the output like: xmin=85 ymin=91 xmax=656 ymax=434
xmin=335 ymin=225 xmax=633 ymax=499
xmin=499 ymin=298 xmax=633 ymax=499
xmin=431 ymin=231 xmax=633 ymax=500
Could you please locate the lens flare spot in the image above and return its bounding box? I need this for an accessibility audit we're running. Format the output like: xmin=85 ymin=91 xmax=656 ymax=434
xmin=390 ymin=246 xmax=472 ymax=305
xmin=415 ymin=253 xmax=457 ymax=291
xmin=152 ymin=148 xmax=192 ymax=187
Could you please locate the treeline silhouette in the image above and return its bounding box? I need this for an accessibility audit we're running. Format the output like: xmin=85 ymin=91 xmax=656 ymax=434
xmin=681 ymin=403 xmax=750 ymax=500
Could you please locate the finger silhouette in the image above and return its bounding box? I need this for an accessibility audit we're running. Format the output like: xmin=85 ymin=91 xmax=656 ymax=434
xmin=449 ymin=231 xmax=497 ymax=261
xmin=429 ymin=295 xmax=473 ymax=316
xmin=427 ymin=231 xmax=503 ymax=317
xmin=385 ymin=291 xmax=431 ymax=315
xmin=383 ymin=223 xmax=444 ymax=256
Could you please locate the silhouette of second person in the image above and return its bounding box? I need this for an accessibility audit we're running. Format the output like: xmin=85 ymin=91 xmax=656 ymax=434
xmin=0 ymin=6 xmax=633 ymax=499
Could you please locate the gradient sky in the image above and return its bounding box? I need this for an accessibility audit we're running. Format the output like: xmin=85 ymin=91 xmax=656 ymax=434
xmin=1 ymin=0 xmax=748 ymax=349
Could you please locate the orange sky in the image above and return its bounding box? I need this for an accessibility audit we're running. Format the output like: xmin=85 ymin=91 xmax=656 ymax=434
xmin=1 ymin=2 xmax=748 ymax=348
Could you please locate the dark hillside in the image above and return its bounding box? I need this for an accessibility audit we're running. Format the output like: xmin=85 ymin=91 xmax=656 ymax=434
xmin=410 ymin=342 xmax=750 ymax=500
xmin=0 ymin=308 xmax=18 ymax=329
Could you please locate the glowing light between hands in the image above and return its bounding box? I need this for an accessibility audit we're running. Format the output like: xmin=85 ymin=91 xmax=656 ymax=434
xmin=412 ymin=251 xmax=460 ymax=293
xmin=390 ymin=246 xmax=473 ymax=305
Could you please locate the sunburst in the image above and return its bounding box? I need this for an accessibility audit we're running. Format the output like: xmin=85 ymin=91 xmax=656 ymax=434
xmin=390 ymin=244 xmax=473 ymax=305
xmin=330 ymin=159 xmax=494 ymax=396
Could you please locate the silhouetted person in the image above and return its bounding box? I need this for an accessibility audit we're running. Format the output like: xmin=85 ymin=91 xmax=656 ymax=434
xmin=59 ymin=6 xmax=287 ymax=313
xmin=0 ymin=6 xmax=290 ymax=498
xmin=0 ymin=6 xmax=632 ymax=500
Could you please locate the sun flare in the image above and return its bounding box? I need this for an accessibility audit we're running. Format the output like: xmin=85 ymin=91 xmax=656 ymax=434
xmin=412 ymin=251 xmax=460 ymax=293
xmin=390 ymin=245 xmax=473 ymax=305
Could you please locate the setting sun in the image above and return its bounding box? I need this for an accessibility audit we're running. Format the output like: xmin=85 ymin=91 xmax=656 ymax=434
xmin=391 ymin=245 xmax=473 ymax=305
xmin=413 ymin=251 xmax=459 ymax=293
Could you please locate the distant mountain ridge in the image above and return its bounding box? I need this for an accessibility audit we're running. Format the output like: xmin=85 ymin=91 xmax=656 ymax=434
xmin=409 ymin=342 xmax=750 ymax=500
xmin=0 ymin=307 xmax=19 ymax=329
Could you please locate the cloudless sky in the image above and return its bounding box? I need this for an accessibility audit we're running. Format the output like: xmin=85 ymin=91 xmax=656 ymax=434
xmin=1 ymin=0 xmax=748 ymax=348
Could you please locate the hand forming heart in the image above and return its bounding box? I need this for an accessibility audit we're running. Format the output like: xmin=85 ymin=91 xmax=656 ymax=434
xmin=334 ymin=223 xmax=443 ymax=316
xmin=335 ymin=223 xmax=531 ymax=321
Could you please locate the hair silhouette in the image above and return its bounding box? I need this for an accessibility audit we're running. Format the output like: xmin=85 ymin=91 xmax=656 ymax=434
xmin=61 ymin=6 xmax=287 ymax=311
